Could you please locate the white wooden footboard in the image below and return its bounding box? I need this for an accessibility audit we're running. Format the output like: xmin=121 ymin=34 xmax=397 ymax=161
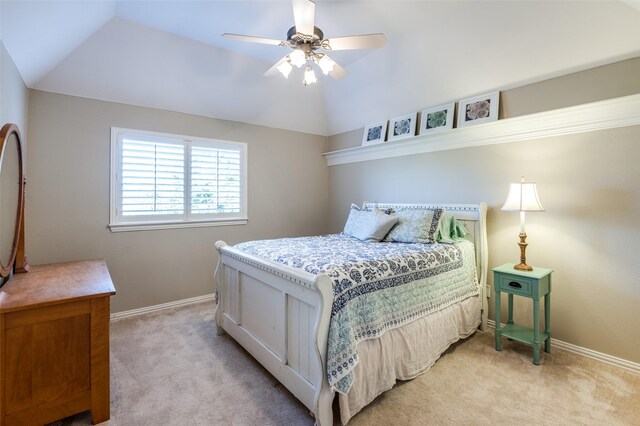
xmin=214 ymin=241 xmax=335 ymax=425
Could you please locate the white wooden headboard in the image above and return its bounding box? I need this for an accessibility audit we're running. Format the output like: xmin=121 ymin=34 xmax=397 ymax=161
xmin=363 ymin=202 xmax=489 ymax=329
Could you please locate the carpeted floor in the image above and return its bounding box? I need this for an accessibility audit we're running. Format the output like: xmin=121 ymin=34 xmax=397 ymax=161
xmin=51 ymin=300 xmax=640 ymax=425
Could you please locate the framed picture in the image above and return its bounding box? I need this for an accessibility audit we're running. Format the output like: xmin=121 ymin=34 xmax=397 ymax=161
xmin=419 ymin=103 xmax=455 ymax=135
xmin=362 ymin=122 xmax=387 ymax=146
xmin=457 ymin=91 xmax=500 ymax=127
xmin=387 ymin=113 xmax=417 ymax=142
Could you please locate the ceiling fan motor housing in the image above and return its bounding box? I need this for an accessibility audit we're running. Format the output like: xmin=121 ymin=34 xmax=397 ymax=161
xmin=287 ymin=26 xmax=324 ymax=51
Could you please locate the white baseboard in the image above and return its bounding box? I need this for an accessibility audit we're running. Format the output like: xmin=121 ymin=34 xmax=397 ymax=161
xmin=111 ymin=299 xmax=639 ymax=375
xmin=487 ymin=319 xmax=640 ymax=374
xmin=110 ymin=293 xmax=215 ymax=321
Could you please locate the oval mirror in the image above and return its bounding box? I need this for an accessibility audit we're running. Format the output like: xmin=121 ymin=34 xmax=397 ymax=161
xmin=0 ymin=123 xmax=25 ymax=279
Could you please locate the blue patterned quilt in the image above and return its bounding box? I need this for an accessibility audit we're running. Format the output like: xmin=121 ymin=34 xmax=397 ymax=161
xmin=233 ymin=234 xmax=479 ymax=394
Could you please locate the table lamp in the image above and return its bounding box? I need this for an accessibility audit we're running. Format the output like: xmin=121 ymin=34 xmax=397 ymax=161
xmin=501 ymin=176 xmax=545 ymax=271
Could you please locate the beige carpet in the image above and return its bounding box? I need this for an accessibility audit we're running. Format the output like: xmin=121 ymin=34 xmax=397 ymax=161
xmin=51 ymin=300 xmax=639 ymax=425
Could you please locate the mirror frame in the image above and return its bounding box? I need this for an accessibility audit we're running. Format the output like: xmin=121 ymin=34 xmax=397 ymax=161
xmin=0 ymin=123 xmax=28 ymax=277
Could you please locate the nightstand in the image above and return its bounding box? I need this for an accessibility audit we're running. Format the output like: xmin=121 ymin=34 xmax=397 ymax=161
xmin=493 ymin=263 xmax=553 ymax=365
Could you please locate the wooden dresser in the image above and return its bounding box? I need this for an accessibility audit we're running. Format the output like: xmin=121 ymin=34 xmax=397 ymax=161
xmin=0 ymin=260 xmax=116 ymax=425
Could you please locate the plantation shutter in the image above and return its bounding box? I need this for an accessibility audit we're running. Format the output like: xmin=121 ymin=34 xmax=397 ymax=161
xmin=120 ymin=138 xmax=185 ymax=217
xmin=191 ymin=146 xmax=242 ymax=215
xmin=111 ymin=128 xmax=247 ymax=231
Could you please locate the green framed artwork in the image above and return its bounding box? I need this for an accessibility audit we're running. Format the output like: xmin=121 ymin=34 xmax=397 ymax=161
xmin=419 ymin=102 xmax=455 ymax=135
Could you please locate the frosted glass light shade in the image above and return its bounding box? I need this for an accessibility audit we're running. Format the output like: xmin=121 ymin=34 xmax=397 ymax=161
xmin=501 ymin=181 xmax=545 ymax=212
xmin=303 ymin=65 xmax=317 ymax=86
xmin=318 ymin=55 xmax=335 ymax=75
xmin=276 ymin=60 xmax=293 ymax=78
xmin=289 ymin=50 xmax=306 ymax=68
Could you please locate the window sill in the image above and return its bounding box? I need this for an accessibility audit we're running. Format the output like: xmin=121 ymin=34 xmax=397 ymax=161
xmin=108 ymin=218 xmax=248 ymax=233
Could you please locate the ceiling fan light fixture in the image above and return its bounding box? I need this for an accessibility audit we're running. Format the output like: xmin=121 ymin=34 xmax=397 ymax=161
xmin=303 ymin=65 xmax=317 ymax=86
xmin=289 ymin=49 xmax=307 ymax=68
xmin=223 ymin=0 xmax=386 ymax=85
xmin=277 ymin=58 xmax=293 ymax=78
xmin=317 ymin=55 xmax=335 ymax=75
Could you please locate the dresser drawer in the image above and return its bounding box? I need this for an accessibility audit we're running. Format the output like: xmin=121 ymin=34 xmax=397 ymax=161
xmin=496 ymin=274 xmax=534 ymax=297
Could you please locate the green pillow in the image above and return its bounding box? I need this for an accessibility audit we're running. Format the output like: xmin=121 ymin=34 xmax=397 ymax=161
xmin=436 ymin=213 xmax=469 ymax=243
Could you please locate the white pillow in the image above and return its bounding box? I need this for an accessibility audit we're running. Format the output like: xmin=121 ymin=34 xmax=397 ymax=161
xmin=384 ymin=208 xmax=444 ymax=244
xmin=343 ymin=205 xmax=399 ymax=242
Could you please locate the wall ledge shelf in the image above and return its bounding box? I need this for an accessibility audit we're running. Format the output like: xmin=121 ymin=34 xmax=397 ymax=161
xmin=323 ymin=93 xmax=640 ymax=166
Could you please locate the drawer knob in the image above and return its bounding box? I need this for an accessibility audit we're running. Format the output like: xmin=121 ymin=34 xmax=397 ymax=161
xmin=508 ymin=281 xmax=522 ymax=289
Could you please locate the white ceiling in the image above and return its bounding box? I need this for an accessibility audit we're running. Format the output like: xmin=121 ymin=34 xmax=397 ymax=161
xmin=2 ymin=1 xmax=640 ymax=136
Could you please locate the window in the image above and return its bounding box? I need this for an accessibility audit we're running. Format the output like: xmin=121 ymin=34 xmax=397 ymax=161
xmin=109 ymin=128 xmax=247 ymax=232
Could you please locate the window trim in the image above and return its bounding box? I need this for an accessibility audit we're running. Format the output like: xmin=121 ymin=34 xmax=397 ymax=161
xmin=109 ymin=127 xmax=248 ymax=232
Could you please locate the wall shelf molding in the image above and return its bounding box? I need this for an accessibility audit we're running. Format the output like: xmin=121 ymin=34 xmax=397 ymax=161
xmin=323 ymin=93 xmax=640 ymax=166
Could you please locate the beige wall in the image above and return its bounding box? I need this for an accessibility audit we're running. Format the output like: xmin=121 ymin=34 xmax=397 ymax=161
xmin=27 ymin=90 xmax=328 ymax=313
xmin=0 ymin=42 xmax=28 ymax=286
xmin=327 ymin=59 xmax=640 ymax=364
xmin=1 ymin=42 xmax=28 ymax=140
xmin=501 ymin=58 xmax=640 ymax=119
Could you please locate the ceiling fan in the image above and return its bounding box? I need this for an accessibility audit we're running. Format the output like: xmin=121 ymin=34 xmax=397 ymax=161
xmin=222 ymin=0 xmax=386 ymax=86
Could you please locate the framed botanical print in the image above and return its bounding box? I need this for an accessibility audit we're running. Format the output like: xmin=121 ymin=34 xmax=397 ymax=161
xmin=457 ymin=91 xmax=500 ymax=127
xmin=419 ymin=103 xmax=455 ymax=135
xmin=362 ymin=122 xmax=387 ymax=145
xmin=388 ymin=113 xmax=417 ymax=142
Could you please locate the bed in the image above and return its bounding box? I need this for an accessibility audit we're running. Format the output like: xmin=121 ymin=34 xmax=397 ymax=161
xmin=213 ymin=202 xmax=488 ymax=425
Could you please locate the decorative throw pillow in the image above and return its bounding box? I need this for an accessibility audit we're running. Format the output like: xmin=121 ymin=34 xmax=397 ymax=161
xmin=343 ymin=205 xmax=399 ymax=242
xmin=436 ymin=213 xmax=469 ymax=243
xmin=384 ymin=208 xmax=444 ymax=244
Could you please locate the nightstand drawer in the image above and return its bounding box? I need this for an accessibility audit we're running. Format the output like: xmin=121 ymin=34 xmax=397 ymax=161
xmin=496 ymin=274 xmax=534 ymax=297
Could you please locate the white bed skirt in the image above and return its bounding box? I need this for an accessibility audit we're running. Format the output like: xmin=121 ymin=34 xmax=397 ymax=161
xmin=338 ymin=294 xmax=482 ymax=424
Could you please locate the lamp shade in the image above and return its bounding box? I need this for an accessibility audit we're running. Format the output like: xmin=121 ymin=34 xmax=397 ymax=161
xmin=501 ymin=179 xmax=545 ymax=212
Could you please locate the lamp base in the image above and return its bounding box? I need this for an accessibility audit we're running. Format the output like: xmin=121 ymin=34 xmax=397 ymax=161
xmin=514 ymin=262 xmax=533 ymax=271
xmin=514 ymin=232 xmax=533 ymax=271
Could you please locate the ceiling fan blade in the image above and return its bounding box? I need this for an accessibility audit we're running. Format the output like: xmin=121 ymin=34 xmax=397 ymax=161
xmin=292 ymin=0 xmax=315 ymax=35
xmin=323 ymin=33 xmax=387 ymax=51
xmin=329 ymin=62 xmax=348 ymax=80
xmin=221 ymin=33 xmax=285 ymax=46
xmin=264 ymin=56 xmax=290 ymax=77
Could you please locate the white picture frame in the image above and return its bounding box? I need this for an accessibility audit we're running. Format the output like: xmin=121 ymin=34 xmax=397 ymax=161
xmin=419 ymin=103 xmax=455 ymax=135
xmin=457 ymin=91 xmax=500 ymax=127
xmin=362 ymin=122 xmax=388 ymax=146
xmin=387 ymin=112 xmax=417 ymax=142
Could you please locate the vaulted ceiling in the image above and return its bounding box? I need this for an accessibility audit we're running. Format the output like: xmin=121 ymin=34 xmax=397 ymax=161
xmin=2 ymin=1 xmax=640 ymax=136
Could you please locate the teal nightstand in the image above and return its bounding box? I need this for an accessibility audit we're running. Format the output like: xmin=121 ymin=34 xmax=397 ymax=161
xmin=494 ymin=263 xmax=553 ymax=365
